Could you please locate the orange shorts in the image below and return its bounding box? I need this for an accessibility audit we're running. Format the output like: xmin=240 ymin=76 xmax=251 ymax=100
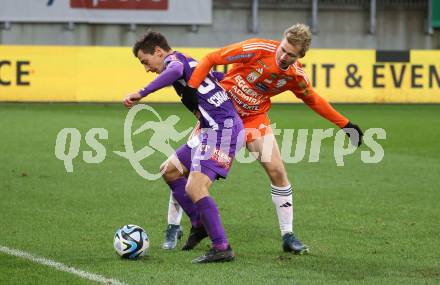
xmin=188 ymin=113 xmax=271 ymax=144
xmin=241 ymin=113 xmax=272 ymax=143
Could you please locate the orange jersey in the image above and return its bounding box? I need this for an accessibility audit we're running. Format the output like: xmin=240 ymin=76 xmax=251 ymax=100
xmin=188 ymin=38 xmax=349 ymax=128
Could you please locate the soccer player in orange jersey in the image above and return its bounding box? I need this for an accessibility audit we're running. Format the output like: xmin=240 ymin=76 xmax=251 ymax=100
xmin=163 ymin=23 xmax=363 ymax=254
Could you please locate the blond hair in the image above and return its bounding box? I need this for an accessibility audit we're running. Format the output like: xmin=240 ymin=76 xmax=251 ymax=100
xmin=283 ymin=23 xmax=312 ymax=58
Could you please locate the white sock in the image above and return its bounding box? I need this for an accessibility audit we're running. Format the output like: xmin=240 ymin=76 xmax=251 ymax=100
xmin=167 ymin=192 xmax=183 ymax=225
xmin=271 ymin=184 xmax=293 ymax=236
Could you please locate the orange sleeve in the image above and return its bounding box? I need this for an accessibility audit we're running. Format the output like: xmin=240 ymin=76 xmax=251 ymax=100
xmin=299 ymin=91 xmax=349 ymax=128
xmin=188 ymin=39 xmax=259 ymax=88
xmin=290 ymin=61 xmax=349 ymax=128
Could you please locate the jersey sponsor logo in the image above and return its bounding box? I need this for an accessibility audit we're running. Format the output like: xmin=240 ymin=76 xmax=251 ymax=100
xmin=230 ymin=86 xmax=259 ymax=104
xmin=246 ymin=71 xmax=261 ymax=83
xmin=275 ymin=79 xmax=287 ymax=88
xmin=234 ymin=75 xmax=259 ymax=97
xmin=226 ymin=53 xmax=255 ymax=62
xmin=263 ymin=79 xmax=273 ymax=84
xmin=227 ymin=90 xmax=261 ymax=112
xmin=210 ymin=148 xmax=232 ymax=169
xmin=255 ymin=82 xmax=269 ymax=92
xmin=257 ymin=60 xmax=268 ymax=68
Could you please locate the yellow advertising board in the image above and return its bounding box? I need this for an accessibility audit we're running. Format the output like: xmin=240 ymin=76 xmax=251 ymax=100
xmin=0 ymin=45 xmax=439 ymax=103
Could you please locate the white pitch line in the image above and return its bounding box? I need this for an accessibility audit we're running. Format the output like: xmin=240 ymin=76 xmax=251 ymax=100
xmin=0 ymin=245 xmax=127 ymax=285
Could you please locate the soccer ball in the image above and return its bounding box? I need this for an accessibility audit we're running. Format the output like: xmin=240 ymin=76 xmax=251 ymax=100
xmin=113 ymin=224 xmax=149 ymax=259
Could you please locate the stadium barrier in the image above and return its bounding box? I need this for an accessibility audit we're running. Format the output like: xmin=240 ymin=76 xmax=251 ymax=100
xmin=0 ymin=45 xmax=439 ymax=103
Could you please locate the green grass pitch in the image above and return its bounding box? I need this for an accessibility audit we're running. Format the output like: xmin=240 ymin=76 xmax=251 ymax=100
xmin=0 ymin=103 xmax=439 ymax=284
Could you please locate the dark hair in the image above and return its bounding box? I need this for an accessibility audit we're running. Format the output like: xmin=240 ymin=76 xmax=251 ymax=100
xmin=132 ymin=31 xmax=171 ymax=57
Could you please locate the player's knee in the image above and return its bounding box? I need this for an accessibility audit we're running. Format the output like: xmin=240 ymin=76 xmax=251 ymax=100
xmin=160 ymin=161 xmax=179 ymax=182
xmin=266 ymin=164 xmax=288 ymax=185
xmin=266 ymin=163 xmax=285 ymax=176
xmin=185 ymin=179 xmax=207 ymax=203
xmin=184 ymin=183 xmax=195 ymax=200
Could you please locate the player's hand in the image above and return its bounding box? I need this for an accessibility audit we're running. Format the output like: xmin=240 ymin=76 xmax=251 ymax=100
xmin=123 ymin=92 xmax=142 ymax=108
xmin=343 ymin=121 xmax=363 ymax=147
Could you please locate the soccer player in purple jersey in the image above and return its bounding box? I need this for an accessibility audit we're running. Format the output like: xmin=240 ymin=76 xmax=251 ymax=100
xmin=123 ymin=31 xmax=244 ymax=263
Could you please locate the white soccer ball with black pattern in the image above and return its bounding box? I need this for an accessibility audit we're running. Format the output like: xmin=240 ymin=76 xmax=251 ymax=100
xmin=113 ymin=224 xmax=149 ymax=259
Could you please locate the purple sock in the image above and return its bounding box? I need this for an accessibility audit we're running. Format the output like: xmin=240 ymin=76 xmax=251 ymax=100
xmin=195 ymin=196 xmax=229 ymax=250
xmin=167 ymin=177 xmax=201 ymax=228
